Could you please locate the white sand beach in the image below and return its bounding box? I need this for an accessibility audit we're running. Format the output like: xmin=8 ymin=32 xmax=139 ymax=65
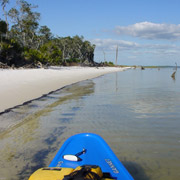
xmin=0 ymin=66 xmax=130 ymax=113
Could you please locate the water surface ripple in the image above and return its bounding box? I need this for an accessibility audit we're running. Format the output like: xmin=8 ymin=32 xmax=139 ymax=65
xmin=0 ymin=68 xmax=179 ymax=180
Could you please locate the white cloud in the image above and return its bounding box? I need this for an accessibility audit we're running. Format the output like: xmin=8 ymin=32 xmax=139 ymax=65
xmin=115 ymin=22 xmax=180 ymax=40
xmin=143 ymin=44 xmax=180 ymax=56
xmin=91 ymin=38 xmax=180 ymax=57
xmin=91 ymin=39 xmax=139 ymax=51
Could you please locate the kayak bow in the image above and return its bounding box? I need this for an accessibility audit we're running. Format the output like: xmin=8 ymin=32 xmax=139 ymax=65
xmin=29 ymin=133 xmax=134 ymax=180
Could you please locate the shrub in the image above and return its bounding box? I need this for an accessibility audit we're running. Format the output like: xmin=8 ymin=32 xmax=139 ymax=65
xmin=40 ymin=41 xmax=62 ymax=65
xmin=23 ymin=48 xmax=42 ymax=63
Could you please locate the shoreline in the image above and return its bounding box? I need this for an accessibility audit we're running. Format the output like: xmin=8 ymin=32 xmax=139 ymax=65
xmin=0 ymin=66 xmax=130 ymax=113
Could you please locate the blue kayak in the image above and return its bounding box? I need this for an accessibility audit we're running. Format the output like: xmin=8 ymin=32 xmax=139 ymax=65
xmin=50 ymin=133 xmax=133 ymax=180
xmin=29 ymin=133 xmax=134 ymax=180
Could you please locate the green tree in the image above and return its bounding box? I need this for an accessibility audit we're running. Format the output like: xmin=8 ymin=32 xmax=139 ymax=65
xmin=0 ymin=0 xmax=96 ymax=67
xmin=54 ymin=36 xmax=72 ymax=63
xmin=0 ymin=39 xmax=23 ymax=66
xmin=53 ymin=36 xmax=95 ymax=64
xmin=81 ymin=40 xmax=95 ymax=63
xmin=37 ymin=25 xmax=53 ymax=48
xmin=71 ymin=35 xmax=84 ymax=60
xmin=8 ymin=0 xmax=40 ymax=48
xmin=0 ymin=0 xmax=9 ymax=31
xmin=0 ymin=20 xmax=7 ymax=41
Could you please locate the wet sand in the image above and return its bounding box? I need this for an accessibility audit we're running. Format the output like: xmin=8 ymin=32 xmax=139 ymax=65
xmin=0 ymin=66 xmax=129 ymax=113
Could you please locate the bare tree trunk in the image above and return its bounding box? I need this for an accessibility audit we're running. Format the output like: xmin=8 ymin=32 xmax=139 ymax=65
xmin=171 ymin=62 xmax=178 ymax=80
xmin=62 ymin=44 xmax=65 ymax=63
xmin=115 ymin=45 xmax=118 ymax=65
xmin=103 ymin=50 xmax=106 ymax=62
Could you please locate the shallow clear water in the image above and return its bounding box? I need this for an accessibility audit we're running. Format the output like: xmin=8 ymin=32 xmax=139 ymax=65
xmin=0 ymin=68 xmax=180 ymax=180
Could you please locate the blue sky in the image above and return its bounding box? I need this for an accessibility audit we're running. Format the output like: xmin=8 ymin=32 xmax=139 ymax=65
xmin=2 ymin=0 xmax=180 ymax=66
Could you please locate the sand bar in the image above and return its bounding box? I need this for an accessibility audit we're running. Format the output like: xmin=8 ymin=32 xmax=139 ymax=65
xmin=0 ymin=66 xmax=130 ymax=113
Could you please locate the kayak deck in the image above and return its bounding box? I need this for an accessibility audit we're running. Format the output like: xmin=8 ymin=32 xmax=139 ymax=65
xmin=49 ymin=133 xmax=134 ymax=180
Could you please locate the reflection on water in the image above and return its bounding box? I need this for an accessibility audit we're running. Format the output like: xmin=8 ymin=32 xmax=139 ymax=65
xmin=0 ymin=68 xmax=180 ymax=180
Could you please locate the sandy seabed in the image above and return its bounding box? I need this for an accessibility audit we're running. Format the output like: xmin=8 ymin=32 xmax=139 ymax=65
xmin=0 ymin=66 xmax=130 ymax=113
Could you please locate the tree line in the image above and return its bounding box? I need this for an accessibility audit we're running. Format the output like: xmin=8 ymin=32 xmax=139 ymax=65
xmin=0 ymin=0 xmax=96 ymax=67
